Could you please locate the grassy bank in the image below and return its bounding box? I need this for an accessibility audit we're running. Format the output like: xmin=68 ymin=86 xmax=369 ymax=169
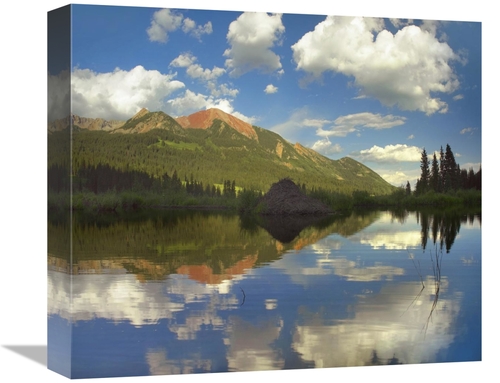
xmin=48 ymin=186 xmax=481 ymax=214
xmin=310 ymin=188 xmax=481 ymax=212
xmin=48 ymin=190 xmax=240 ymax=213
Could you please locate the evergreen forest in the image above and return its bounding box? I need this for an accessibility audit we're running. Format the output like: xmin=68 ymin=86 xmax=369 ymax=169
xmin=47 ymin=112 xmax=481 ymax=213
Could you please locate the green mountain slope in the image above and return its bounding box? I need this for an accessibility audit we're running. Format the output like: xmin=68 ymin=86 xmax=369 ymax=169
xmin=49 ymin=109 xmax=396 ymax=196
xmin=115 ymin=108 xmax=186 ymax=135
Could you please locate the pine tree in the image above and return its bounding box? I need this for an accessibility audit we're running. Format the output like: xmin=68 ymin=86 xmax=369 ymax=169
xmin=430 ymin=153 xmax=440 ymax=192
xmin=460 ymin=168 xmax=469 ymax=189
xmin=418 ymin=148 xmax=430 ymax=194
xmin=415 ymin=179 xmax=422 ymax=195
xmin=456 ymin=164 xmax=463 ymax=189
xmin=443 ymin=144 xmax=458 ymax=191
xmin=467 ymin=168 xmax=475 ymax=189
xmin=439 ymin=146 xmax=445 ymax=192
xmin=475 ymin=167 xmax=482 ymax=190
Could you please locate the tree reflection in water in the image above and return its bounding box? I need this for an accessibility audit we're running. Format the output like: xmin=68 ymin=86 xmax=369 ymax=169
xmin=366 ymin=350 xmax=403 ymax=366
xmin=410 ymin=208 xmax=481 ymax=337
xmin=417 ymin=209 xmax=480 ymax=253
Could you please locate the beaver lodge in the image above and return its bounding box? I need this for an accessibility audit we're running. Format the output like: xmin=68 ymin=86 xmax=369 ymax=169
xmin=257 ymin=178 xmax=333 ymax=215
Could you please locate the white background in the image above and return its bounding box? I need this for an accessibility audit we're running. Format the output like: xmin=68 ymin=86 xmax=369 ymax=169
xmin=0 ymin=1 xmax=495 ymax=382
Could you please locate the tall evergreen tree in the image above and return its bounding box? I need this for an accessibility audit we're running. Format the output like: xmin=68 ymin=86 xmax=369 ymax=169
xmin=439 ymin=146 xmax=445 ymax=192
xmin=456 ymin=164 xmax=463 ymax=189
xmin=475 ymin=167 xmax=482 ymax=190
xmin=418 ymin=148 xmax=430 ymax=194
xmin=415 ymin=179 xmax=422 ymax=196
xmin=460 ymin=167 xmax=469 ymax=189
xmin=443 ymin=144 xmax=458 ymax=191
xmin=467 ymin=168 xmax=476 ymax=190
xmin=430 ymin=153 xmax=440 ymax=192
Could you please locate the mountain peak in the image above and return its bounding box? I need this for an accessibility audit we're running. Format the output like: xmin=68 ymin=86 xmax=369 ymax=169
xmin=131 ymin=107 xmax=149 ymax=120
xmin=175 ymin=108 xmax=258 ymax=140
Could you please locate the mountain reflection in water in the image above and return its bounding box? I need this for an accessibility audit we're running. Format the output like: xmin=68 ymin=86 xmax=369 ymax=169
xmin=48 ymin=209 xmax=481 ymax=378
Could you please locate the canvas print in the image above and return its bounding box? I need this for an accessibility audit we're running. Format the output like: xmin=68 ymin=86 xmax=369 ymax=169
xmin=47 ymin=3 xmax=481 ymax=379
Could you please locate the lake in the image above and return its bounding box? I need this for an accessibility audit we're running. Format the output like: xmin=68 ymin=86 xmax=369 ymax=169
xmin=47 ymin=208 xmax=481 ymax=378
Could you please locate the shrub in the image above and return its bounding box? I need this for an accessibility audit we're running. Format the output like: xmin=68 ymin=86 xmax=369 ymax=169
xmin=456 ymin=189 xmax=481 ymax=207
xmin=352 ymin=190 xmax=372 ymax=206
xmin=237 ymin=189 xmax=261 ymax=213
xmin=97 ymin=192 xmax=119 ymax=212
xmin=120 ymin=192 xmax=144 ymax=210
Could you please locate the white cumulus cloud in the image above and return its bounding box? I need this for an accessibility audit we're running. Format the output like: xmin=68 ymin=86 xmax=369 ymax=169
xmin=166 ymin=89 xmax=255 ymax=124
xmin=291 ymin=16 xmax=461 ymax=114
xmin=264 ymin=84 xmax=278 ymax=94
xmin=224 ymin=12 xmax=285 ymax=77
xmin=182 ymin=18 xmax=213 ymax=40
xmin=165 ymin=89 xmax=209 ymax=115
xmin=380 ymin=170 xmax=420 ymax=187
xmin=353 ymin=144 xmax=422 ymax=163
xmin=389 ymin=18 xmax=413 ymax=28
xmin=336 ymin=112 xmax=406 ymax=129
xmin=170 ymin=53 xmax=238 ymax=98
xmin=71 ymin=65 xmax=185 ymax=120
xmin=147 ymin=9 xmax=212 ymax=43
xmin=147 ymin=9 xmax=183 ymax=43
xmin=460 ymin=127 xmax=476 ymax=135
xmin=207 ymin=83 xmax=239 ymax=98
xmin=319 ymin=112 xmax=406 ymax=137
xmin=303 ymin=118 xmax=332 ymax=129
xmin=311 ymin=138 xmax=342 ymax=155
xmin=170 ymin=53 xmax=225 ymax=82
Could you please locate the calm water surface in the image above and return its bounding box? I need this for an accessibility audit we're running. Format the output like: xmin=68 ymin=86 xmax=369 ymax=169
xmin=48 ymin=209 xmax=481 ymax=378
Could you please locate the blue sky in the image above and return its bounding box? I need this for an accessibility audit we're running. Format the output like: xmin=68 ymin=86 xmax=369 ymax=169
xmin=56 ymin=4 xmax=481 ymax=188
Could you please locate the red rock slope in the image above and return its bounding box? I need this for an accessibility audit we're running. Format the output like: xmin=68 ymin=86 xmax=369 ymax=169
xmin=176 ymin=108 xmax=258 ymax=141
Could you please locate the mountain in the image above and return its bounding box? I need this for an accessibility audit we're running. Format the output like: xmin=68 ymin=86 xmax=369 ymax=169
xmin=48 ymin=114 xmax=125 ymax=133
xmin=48 ymin=108 xmax=397 ymax=195
xmin=113 ymin=108 xmax=186 ymax=135
xmin=175 ymin=108 xmax=258 ymax=140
